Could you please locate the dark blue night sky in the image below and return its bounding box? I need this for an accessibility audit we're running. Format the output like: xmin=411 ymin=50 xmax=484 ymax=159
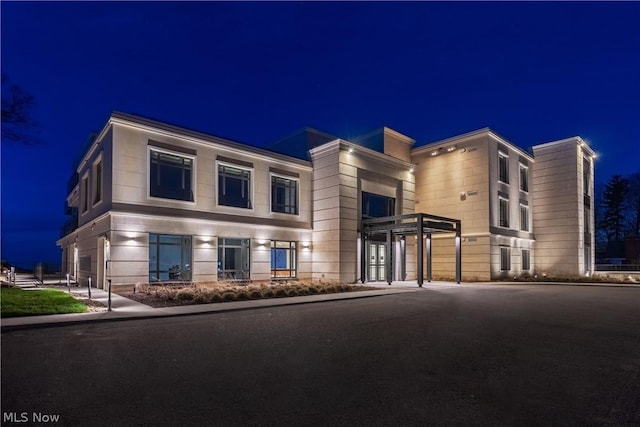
xmin=2 ymin=2 xmax=639 ymax=268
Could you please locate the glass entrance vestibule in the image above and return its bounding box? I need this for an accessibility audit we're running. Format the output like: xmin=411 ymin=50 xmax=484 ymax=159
xmin=361 ymin=213 xmax=462 ymax=286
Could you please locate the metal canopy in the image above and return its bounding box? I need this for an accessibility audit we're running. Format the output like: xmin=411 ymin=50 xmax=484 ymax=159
xmin=361 ymin=213 xmax=462 ymax=286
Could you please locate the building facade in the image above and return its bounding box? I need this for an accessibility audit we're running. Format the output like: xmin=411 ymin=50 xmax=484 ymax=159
xmin=58 ymin=112 xmax=595 ymax=289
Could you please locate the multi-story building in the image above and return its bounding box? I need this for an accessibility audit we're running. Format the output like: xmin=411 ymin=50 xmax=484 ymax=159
xmin=57 ymin=112 xmax=595 ymax=289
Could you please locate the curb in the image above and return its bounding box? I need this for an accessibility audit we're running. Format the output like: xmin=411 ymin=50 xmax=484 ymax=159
xmin=0 ymin=288 xmax=421 ymax=331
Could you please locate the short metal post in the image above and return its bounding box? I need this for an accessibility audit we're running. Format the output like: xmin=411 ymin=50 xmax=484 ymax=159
xmin=66 ymin=273 xmax=71 ymax=293
xmin=87 ymin=277 xmax=92 ymax=299
xmin=107 ymin=279 xmax=112 ymax=311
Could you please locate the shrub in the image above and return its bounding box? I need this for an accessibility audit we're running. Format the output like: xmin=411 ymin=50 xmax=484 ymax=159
xmin=286 ymin=289 xmax=298 ymax=297
xmin=176 ymin=288 xmax=196 ymax=301
xmin=307 ymin=286 xmax=319 ymax=294
xmin=261 ymin=289 xmax=275 ymax=298
xmin=275 ymin=288 xmax=288 ymax=298
xmin=236 ymin=291 xmax=250 ymax=301
xmin=222 ymin=292 xmax=236 ymax=302
xmin=249 ymin=290 xmax=262 ymax=299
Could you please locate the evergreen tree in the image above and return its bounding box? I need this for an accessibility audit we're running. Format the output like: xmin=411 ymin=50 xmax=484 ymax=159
xmin=602 ymin=175 xmax=629 ymax=242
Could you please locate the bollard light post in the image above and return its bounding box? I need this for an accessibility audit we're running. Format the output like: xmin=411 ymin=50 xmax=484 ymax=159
xmin=88 ymin=277 xmax=92 ymax=299
xmin=107 ymin=279 xmax=112 ymax=312
xmin=66 ymin=273 xmax=71 ymax=293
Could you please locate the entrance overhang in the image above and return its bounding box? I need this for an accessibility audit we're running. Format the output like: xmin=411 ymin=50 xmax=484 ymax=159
xmin=361 ymin=213 xmax=462 ymax=286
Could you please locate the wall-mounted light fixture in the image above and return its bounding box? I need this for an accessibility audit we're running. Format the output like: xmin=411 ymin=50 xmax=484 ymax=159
xmin=301 ymin=242 xmax=311 ymax=250
xmin=447 ymin=145 xmax=457 ymax=152
xmin=409 ymin=167 xmax=414 ymax=173
xmin=431 ymin=150 xmax=438 ymax=157
xmin=348 ymin=147 xmax=354 ymax=153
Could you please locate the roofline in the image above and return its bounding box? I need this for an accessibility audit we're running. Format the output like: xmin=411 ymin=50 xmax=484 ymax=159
xmin=77 ymin=111 xmax=313 ymax=172
xmin=310 ymin=139 xmax=416 ymax=170
xmin=533 ymin=136 xmax=595 ymax=156
xmin=351 ymin=126 xmax=416 ymax=146
xmin=412 ymin=127 xmax=534 ymax=161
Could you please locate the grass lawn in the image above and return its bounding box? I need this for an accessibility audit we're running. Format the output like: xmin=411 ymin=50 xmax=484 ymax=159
xmin=1 ymin=287 xmax=87 ymax=318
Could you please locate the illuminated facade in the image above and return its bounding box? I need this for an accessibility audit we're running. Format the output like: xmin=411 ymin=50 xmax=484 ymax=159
xmin=58 ymin=112 xmax=595 ymax=288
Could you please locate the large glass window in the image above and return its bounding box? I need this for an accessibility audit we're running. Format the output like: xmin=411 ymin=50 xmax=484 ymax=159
xmin=271 ymin=175 xmax=298 ymax=214
xmin=519 ymin=165 xmax=529 ymax=192
xmin=362 ymin=192 xmax=395 ymax=219
xmin=522 ymin=249 xmax=531 ymax=271
xmin=218 ymin=164 xmax=252 ymax=209
xmin=218 ymin=238 xmax=250 ymax=280
xmin=499 ymin=152 xmax=509 ymax=184
xmin=93 ymin=159 xmax=103 ymax=204
xmin=520 ymin=204 xmax=529 ymax=231
xmin=271 ymin=241 xmax=297 ymax=278
xmin=150 ymin=150 xmax=194 ymax=201
xmin=499 ymin=197 xmax=509 ymax=228
xmin=500 ymin=246 xmax=511 ymax=271
xmin=149 ymin=233 xmax=192 ymax=282
xmin=583 ymin=157 xmax=590 ymax=196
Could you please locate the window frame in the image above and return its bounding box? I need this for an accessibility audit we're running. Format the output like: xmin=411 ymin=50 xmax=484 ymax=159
xmin=270 ymin=240 xmax=297 ymax=279
xmin=499 ymin=196 xmax=510 ymax=228
xmin=500 ymin=246 xmax=511 ymax=271
xmin=522 ymin=249 xmax=531 ymax=271
xmin=217 ymin=161 xmax=254 ymax=210
xmin=520 ymin=204 xmax=529 ymax=232
xmin=92 ymin=154 xmax=103 ymax=206
xmin=217 ymin=237 xmax=251 ymax=280
xmin=148 ymin=233 xmax=192 ymax=282
xmin=81 ymin=172 xmax=89 ymax=214
xmin=148 ymin=147 xmax=196 ymax=203
xmin=498 ymin=151 xmax=509 ymax=184
xmin=519 ymin=164 xmax=529 ymax=193
xmin=270 ymin=173 xmax=299 ymax=215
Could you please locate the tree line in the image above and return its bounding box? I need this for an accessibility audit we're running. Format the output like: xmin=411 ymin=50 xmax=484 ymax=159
xmin=595 ymin=173 xmax=640 ymax=256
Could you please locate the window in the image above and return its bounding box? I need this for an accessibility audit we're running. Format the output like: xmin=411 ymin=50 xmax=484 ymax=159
xmin=499 ymin=197 xmax=509 ymax=228
xmin=218 ymin=238 xmax=250 ymax=280
xmin=81 ymin=174 xmax=89 ymax=213
xmin=520 ymin=204 xmax=529 ymax=231
xmin=519 ymin=165 xmax=528 ymax=192
xmin=584 ymin=205 xmax=591 ymax=234
xmin=362 ymin=192 xmax=395 ymax=219
xmin=500 ymin=246 xmax=511 ymax=271
xmin=271 ymin=175 xmax=298 ymax=214
xmin=218 ymin=164 xmax=251 ymax=209
xmin=93 ymin=159 xmax=103 ymax=204
xmin=583 ymin=157 xmax=590 ymax=196
xmin=149 ymin=233 xmax=192 ymax=282
xmin=150 ymin=150 xmax=194 ymax=201
xmin=271 ymin=241 xmax=297 ymax=278
xmin=499 ymin=152 xmax=509 ymax=184
xmin=522 ymin=249 xmax=530 ymax=271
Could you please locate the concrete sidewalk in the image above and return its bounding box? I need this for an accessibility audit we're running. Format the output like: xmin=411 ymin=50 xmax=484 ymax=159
xmin=1 ymin=281 xmax=430 ymax=330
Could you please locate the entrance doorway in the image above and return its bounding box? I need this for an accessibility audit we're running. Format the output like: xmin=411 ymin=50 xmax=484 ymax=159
xmin=368 ymin=243 xmax=388 ymax=281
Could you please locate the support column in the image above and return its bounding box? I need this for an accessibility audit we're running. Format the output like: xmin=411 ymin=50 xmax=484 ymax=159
xmin=386 ymin=229 xmax=392 ymax=286
xmin=455 ymin=221 xmax=462 ymax=284
xmin=426 ymin=233 xmax=432 ymax=283
xmin=360 ymin=231 xmax=367 ymax=284
xmin=416 ymin=215 xmax=423 ymax=287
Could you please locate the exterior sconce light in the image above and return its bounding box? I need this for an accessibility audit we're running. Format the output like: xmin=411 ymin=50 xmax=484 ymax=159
xmin=301 ymin=242 xmax=311 ymax=250
xmin=447 ymin=146 xmax=457 ymax=152
xmin=431 ymin=151 xmax=438 ymax=157
xmin=409 ymin=167 xmax=414 ymax=173
xmin=591 ymin=154 xmax=597 ymax=160
xmin=348 ymin=148 xmax=354 ymax=153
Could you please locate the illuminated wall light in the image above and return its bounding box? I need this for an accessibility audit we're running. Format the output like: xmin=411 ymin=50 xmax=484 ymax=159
xmin=301 ymin=242 xmax=311 ymax=250
xmin=592 ymin=153 xmax=597 ymax=160
xmin=409 ymin=167 xmax=414 ymax=173
xmin=431 ymin=151 xmax=438 ymax=156
xmin=348 ymin=147 xmax=354 ymax=153
xmin=447 ymin=145 xmax=457 ymax=152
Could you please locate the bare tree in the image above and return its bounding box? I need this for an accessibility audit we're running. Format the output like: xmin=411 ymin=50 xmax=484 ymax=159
xmin=602 ymin=175 xmax=630 ymax=242
xmin=1 ymin=74 xmax=39 ymax=144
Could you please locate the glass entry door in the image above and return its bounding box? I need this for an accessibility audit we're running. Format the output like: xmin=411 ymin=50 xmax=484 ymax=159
xmin=368 ymin=243 xmax=387 ymax=281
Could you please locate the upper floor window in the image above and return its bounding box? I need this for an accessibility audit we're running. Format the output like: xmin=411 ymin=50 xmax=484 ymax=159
xmin=271 ymin=175 xmax=298 ymax=214
xmin=218 ymin=164 xmax=252 ymax=209
xmin=81 ymin=174 xmax=89 ymax=213
xmin=362 ymin=192 xmax=395 ymax=219
xmin=519 ymin=164 xmax=528 ymax=192
xmin=499 ymin=197 xmax=509 ymax=228
xmin=93 ymin=158 xmax=103 ymax=205
xmin=583 ymin=157 xmax=590 ymax=196
xmin=499 ymin=152 xmax=509 ymax=184
xmin=520 ymin=204 xmax=529 ymax=231
xmin=150 ymin=149 xmax=194 ymax=202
